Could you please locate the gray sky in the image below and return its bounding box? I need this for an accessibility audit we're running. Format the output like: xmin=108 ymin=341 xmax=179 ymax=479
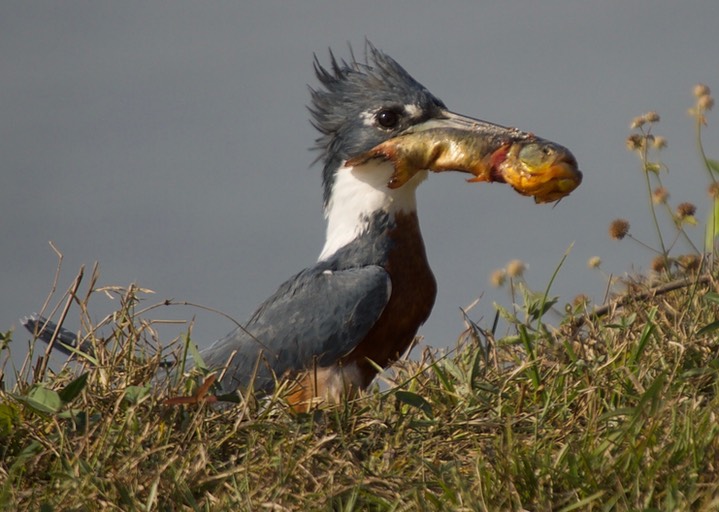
xmin=3 ymin=2 xmax=719 ymax=372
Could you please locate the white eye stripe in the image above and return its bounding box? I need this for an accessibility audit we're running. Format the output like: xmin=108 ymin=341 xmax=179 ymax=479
xmin=360 ymin=104 xmax=423 ymax=127
xmin=403 ymin=104 xmax=422 ymax=119
xmin=360 ymin=110 xmax=375 ymax=127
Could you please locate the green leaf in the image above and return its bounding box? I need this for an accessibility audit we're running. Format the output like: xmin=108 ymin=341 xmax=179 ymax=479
xmin=697 ymin=319 xmax=719 ymax=336
xmin=517 ymin=280 xmax=559 ymax=322
xmin=518 ymin=324 xmax=536 ymax=359
xmin=630 ymin=307 xmax=656 ymax=366
xmin=395 ymin=390 xmax=433 ymax=418
xmin=469 ymin=344 xmax=486 ymax=388
xmin=493 ymin=302 xmax=518 ymax=324
xmin=707 ymin=158 xmax=719 ymax=174
xmin=527 ymin=296 xmax=558 ymax=321
xmin=58 ymin=372 xmax=88 ymax=403
xmin=56 ymin=409 xmax=84 ymax=419
xmin=11 ymin=440 xmax=43 ymax=468
xmin=0 ymin=330 xmax=12 ymax=351
xmin=187 ymin=339 xmax=206 ymax=370
xmin=497 ymin=335 xmax=522 ymax=346
xmin=124 ymin=384 xmax=151 ymax=405
xmin=705 ymin=198 xmax=719 ymax=249
xmin=637 ymin=372 xmax=666 ymax=416
xmin=557 ymin=491 xmax=606 ymax=512
xmin=14 ymin=386 xmax=63 ymax=414
xmin=598 ymin=407 xmax=637 ymax=421
xmin=703 ymin=291 xmax=719 ymax=305
xmin=606 ymin=312 xmax=637 ymax=330
xmin=0 ymin=403 xmax=19 ymax=437
xmin=440 ymin=359 xmax=464 ymax=384
xmin=645 ymin=161 xmax=662 ymax=174
xmin=430 ymin=363 xmax=455 ymax=394
xmin=29 ymin=386 xmax=63 ymax=413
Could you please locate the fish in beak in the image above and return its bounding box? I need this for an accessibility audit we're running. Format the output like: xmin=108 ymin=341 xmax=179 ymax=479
xmin=346 ymin=111 xmax=582 ymax=203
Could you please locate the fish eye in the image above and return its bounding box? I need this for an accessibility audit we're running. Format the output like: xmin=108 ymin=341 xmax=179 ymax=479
xmin=376 ymin=109 xmax=400 ymax=129
xmin=518 ymin=144 xmax=543 ymax=165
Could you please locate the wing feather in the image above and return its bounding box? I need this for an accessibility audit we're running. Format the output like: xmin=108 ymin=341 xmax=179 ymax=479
xmin=200 ymin=265 xmax=390 ymax=394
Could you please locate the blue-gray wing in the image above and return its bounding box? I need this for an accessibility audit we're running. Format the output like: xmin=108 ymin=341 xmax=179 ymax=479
xmin=199 ymin=265 xmax=391 ymax=394
xmin=21 ymin=314 xmax=85 ymax=356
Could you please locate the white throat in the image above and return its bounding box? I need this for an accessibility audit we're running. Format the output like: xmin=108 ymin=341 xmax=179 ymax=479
xmin=318 ymin=160 xmax=427 ymax=261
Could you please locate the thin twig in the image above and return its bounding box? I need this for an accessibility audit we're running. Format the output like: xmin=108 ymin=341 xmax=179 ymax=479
xmin=37 ymin=242 xmax=65 ymax=320
xmin=570 ymin=273 xmax=714 ymax=330
xmin=34 ymin=266 xmax=84 ymax=380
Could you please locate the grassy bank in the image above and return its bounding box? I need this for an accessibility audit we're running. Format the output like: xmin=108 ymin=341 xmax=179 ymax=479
xmin=1 ymin=88 xmax=718 ymax=511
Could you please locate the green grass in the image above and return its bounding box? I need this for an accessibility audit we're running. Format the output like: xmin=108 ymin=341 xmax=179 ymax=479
xmin=3 ymin=270 xmax=719 ymax=511
xmin=1 ymin=86 xmax=718 ymax=511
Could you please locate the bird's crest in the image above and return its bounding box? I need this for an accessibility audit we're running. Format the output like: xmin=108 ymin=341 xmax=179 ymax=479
xmin=309 ymin=42 xmax=429 ymax=155
xmin=308 ymin=42 xmax=443 ymax=206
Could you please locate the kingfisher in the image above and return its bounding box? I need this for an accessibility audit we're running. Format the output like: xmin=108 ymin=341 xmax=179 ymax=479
xmin=24 ymin=44 xmax=581 ymax=410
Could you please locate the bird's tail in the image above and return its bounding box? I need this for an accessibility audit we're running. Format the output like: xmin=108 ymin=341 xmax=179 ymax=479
xmin=21 ymin=314 xmax=94 ymax=358
xmin=22 ymin=313 xmax=178 ymax=371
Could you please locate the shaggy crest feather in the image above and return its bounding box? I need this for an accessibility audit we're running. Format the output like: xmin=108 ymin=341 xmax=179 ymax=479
xmin=308 ymin=42 xmax=446 ymax=206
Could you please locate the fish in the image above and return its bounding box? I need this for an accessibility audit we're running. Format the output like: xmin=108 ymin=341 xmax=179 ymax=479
xmin=346 ymin=124 xmax=582 ymax=203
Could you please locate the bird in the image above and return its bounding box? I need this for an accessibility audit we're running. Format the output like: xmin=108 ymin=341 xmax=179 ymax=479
xmin=23 ymin=43 xmax=581 ymax=411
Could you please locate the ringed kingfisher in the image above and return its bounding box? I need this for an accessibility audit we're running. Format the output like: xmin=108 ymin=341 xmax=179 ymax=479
xmin=24 ymin=44 xmax=581 ymax=410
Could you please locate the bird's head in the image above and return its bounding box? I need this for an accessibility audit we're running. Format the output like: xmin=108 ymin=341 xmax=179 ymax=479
xmin=310 ymin=43 xmax=581 ymax=205
xmin=310 ymin=44 xmax=448 ymax=206
xmin=310 ymin=43 xmax=582 ymax=259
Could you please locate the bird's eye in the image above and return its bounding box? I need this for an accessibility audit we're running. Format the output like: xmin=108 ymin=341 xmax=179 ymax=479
xmin=376 ymin=109 xmax=400 ymax=129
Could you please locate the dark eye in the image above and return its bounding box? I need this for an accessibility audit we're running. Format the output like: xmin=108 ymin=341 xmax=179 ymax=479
xmin=376 ymin=109 xmax=399 ymax=129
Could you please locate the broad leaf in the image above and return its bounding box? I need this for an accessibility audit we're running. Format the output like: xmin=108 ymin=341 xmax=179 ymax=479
xmin=395 ymin=390 xmax=433 ymax=418
xmin=697 ymin=319 xmax=719 ymax=336
xmin=705 ymin=198 xmax=719 ymax=249
xmin=15 ymin=386 xmax=63 ymax=414
xmin=58 ymin=372 xmax=89 ymax=403
xmin=124 ymin=384 xmax=152 ymax=405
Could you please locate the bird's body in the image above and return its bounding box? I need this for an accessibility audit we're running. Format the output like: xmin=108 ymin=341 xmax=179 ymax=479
xmin=23 ymin=44 xmax=582 ymax=411
xmin=178 ymin=48 xmax=450 ymax=408
xmin=201 ymin=159 xmax=436 ymax=406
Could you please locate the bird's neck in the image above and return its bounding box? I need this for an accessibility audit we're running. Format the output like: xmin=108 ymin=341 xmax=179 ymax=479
xmin=318 ymin=161 xmax=427 ymax=261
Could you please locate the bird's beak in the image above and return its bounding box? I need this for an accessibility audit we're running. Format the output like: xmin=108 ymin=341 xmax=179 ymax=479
xmin=346 ymin=111 xmax=582 ymax=203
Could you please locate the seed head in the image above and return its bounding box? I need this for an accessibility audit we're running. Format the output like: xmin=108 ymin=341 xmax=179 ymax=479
xmin=609 ymin=219 xmax=630 ymax=240
xmin=650 ymin=255 xmax=669 ymax=273
xmin=652 ymin=135 xmax=667 ymax=149
xmin=698 ymin=94 xmax=715 ymax=111
xmin=505 ymin=259 xmax=526 ymax=278
xmin=708 ymin=182 xmax=719 ymax=199
xmin=490 ymin=269 xmax=506 ymax=288
xmin=676 ymin=202 xmax=697 ymax=219
xmin=652 ymin=186 xmax=669 ymax=204
xmin=587 ymin=256 xmax=602 ymax=269
xmin=572 ymin=294 xmax=590 ymax=307
xmin=678 ymin=254 xmax=700 ymax=272
xmin=625 ymin=134 xmax=643 ymax=151
xmin=644 ymin=111 xmax=660 ymax=123
xmin=630 ymin=116 xmax=646 ymax=129
xmin=694 ymin=84 xmax=711 ymax=98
